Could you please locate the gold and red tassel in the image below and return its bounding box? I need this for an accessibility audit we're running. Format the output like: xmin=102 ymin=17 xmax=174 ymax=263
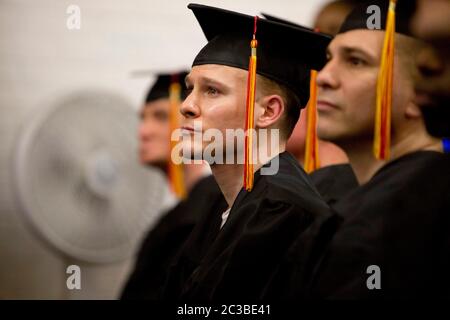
xmin=168 ymin=74 xmax=186 ymax=199
xmin=243 ymin=16 xmax=258 ymax=192
xmin=374 ymin=0 xmax=396 ymax=160
xmin=304 ymin=70 xmax=320 ymax=173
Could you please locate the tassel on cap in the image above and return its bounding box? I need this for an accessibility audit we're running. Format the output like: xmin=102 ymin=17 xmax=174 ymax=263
xmin=243 ymin=16 xmax=258 ymax=192
xmin=304 ymin=69 xmax=320 ymax=173
xmin=168 ymin=74 xmax=186 ymax=199
xmin=374 ymin=0 xmax=397 ymax=160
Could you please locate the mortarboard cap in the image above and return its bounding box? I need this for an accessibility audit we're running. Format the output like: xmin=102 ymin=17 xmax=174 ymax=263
xmin=260 ymin=12 xmax=316 ymax=32
xmin=145 ymin=71 xmax=189 ymax=103
xmin=189 ymin=3 xmax=332 ymax=107
xmin=338 ymin=0 xmax=417 ymax=36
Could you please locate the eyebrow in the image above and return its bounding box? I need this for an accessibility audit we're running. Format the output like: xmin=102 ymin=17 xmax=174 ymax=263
xmin=340 ymin=46 xmax=376 ymax=61
xmin=185 ymin=74 xmax=231 ymax=91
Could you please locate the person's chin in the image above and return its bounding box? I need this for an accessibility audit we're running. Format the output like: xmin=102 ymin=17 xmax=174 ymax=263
xmin=317 ymin=127 xmax=341 ymax=144
xmin=139 ymin=153 xmax=154 ymax=165
xmin=180 ymin=146 xmax=204 ymax=163
xmin=141 ymin=157 xmax=167 ymax=170
xmin=318 ymin=119 xmax=337 ymax=139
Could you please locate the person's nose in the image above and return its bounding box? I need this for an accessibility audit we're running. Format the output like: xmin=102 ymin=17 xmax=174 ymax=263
xmin=138 ymin=120 xmax=153 ymax=141
xmin=316 ymin=59 xmax=340 ymax=90
xmin=180 ymin=92 xmax=200 ymax=119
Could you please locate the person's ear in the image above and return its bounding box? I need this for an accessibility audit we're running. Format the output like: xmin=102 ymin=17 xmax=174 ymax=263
xmin=405 ymin=99 xmax=423 ymax=119
xmin=255 ymin=94 xmax=285 ymax=129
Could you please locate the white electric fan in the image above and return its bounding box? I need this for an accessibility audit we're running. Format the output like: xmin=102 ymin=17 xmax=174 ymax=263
xmin=12 ymin=90 xmax=170 ymax=265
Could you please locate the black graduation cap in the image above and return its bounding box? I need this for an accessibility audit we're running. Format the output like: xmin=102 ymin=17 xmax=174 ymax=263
xmin=188 ymin=3 xmax=332 ymax=107
xmin=260 ymin=12 xmax=315 ymax=32
xmin=145 ymin=71 xmax=189 ymax=103
xmin=338 ymin=0 xmax=417 ymax=36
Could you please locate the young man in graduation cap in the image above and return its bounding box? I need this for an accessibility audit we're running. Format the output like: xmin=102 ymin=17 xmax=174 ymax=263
xmin=121 ymin=72 xmax=226 ymax=299
xmin=304 ymin=0 xmax=450 ymax=298
xmin=271 ymin=1 xmax=354 ymax=173
xmin=411 ymin=0 xmax=450 ymax=139
xmin=160 ymin=4 xmax=335 ymax=300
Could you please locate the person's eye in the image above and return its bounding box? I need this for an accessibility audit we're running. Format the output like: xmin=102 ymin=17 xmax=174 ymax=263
xmin=206 ymin=86 xmax=219 ymax=96
xmin=348 ymin=56 xmax=366 ymax=67
xmin=155 ymin=111 xmax=169 ymax=121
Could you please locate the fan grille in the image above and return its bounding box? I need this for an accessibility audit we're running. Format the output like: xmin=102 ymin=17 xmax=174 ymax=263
xmin=14 ymin=90 xmax=169 ymax=263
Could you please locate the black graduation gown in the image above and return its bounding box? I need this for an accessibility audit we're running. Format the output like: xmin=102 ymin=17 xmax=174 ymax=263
xmin=309 ymin=164 xmax=359 ymax=205
xmin=120 ymin=175 xmax=226 ymax=300
xmin=310 ymin=151 xmax=450 ymax=299
xmin=161 ymin=151 xmax=334 ymax=301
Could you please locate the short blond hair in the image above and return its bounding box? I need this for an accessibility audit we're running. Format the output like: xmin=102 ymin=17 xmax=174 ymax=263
xmin=256 ymin=75 xmax=301 ymax=140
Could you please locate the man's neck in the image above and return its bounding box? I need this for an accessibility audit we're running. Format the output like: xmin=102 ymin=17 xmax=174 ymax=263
xmin=389 ymin=124 xmax=443 ymax=160
xmin=210 ymin=163 xmax=244 ymax=208
xmin=339 ymin=127 xmax=442 ymax=185
xmin=339 ymin=138 xmax=385 ymax=185
xmin=211 ymin=142 xmax=286 ymax=208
